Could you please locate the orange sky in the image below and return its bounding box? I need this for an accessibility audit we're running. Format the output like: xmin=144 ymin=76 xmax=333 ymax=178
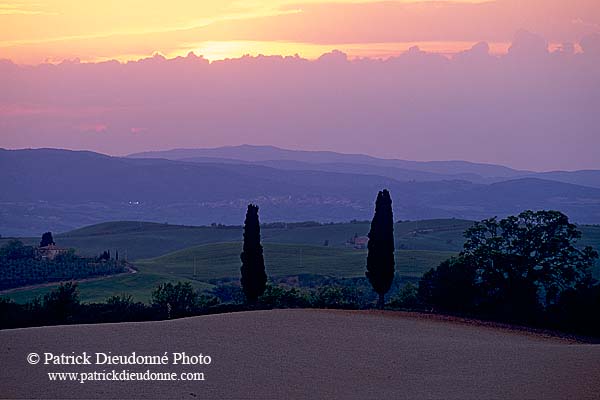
xmin=0 ymin=0 xmax=598 ymax=64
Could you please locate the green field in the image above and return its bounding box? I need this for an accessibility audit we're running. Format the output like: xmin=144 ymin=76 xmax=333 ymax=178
xmin=0 ymin=219 xmax=473 ymax=260
xmin=3 ymin=272 xmax=213 ymax=304
xmin=2 ymin=219 xmax=599 ymax=304
xmin=136 ymin=242 xmax=455 ymax=281
xmin=3 ymin=242 xmax=455 ymax=303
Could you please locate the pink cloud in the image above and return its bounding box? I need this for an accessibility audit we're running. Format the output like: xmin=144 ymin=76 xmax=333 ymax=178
xmin=130 ymin=127 xmax=147 ymax=134
xmin=0 ymin=105 xmax=64 ymax=117
xmin=1 ymin=31 xmax=599 ymax=170
xmin=78 ymin=123 xmax=108 ymax=133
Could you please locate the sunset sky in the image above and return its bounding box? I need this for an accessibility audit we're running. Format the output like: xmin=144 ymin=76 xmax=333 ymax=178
xmin=2 ymin=0 xmax=599 ymax=63
xmin=1 ymin=0 xmax=600 ymax=170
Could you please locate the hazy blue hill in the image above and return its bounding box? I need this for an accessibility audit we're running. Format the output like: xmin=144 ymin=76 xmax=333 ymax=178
xmin=3 ymin=148 xmax=600 ymax=235
xmin=0 ymin=148 xmax=400 ymax=202
xmin=130 ymin=145 xmax=600 ymax=189
xmin=488 ymin=178 xmax=600 ymax=198
xmin=530 ymin=170 xmax=600 ymax=189
xmin=128 ymin=144 xmax=529 ymax=178
xmin=178 ymin=157 xmax=492 ymax=183
xmin=0 ymin=148 xmax=292 ymax=202
xmin=434 ymin=178 xmax=600 ymax=206
xmin=129 ymin=144 xmax=388 ymax=164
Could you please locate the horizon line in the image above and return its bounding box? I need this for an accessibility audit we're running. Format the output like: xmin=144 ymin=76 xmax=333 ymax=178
xmin=5 ymin=144 xmax=589 ymax=173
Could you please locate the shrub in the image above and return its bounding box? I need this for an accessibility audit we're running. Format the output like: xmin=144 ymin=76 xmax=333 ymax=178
xmin=211 ymin=284 xmax=245 ymax=304
xmin=418 ymin=257 xmax=478 ymax=313
xmin=42 ymin=282 xmax=80 ymax=324
xmin=389 ymin=283 xmax=419 ymax=309
xmin=151 ymin=282 xmax=218 ymax=318
xmin=259 ymin=285 xmax=311 ymax=308
xmin=151 ymin=282 xmax=198 ymax=318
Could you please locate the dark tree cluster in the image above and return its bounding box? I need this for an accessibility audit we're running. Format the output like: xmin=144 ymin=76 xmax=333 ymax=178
xmin=419 ymin=210 xmax=599 ymax=326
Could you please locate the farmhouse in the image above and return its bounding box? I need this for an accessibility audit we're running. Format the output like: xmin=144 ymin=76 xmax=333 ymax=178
xmin=38 ymin=244 xmax=68 ymax=260
xmin=353 ymin=236 xmax=369 ymax=249
xmin=345 ymin=235 xmax=369 ymax=249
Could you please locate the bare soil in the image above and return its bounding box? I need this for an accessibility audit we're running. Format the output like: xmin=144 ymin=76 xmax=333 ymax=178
xmin=1 ymin=309 xmax=599 ymax=399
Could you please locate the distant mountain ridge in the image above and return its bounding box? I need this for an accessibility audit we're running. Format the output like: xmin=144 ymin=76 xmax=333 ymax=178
xmin=128 ymin=145 xmax=600 ymax=188
xmin=129 ymin=145 xmax=531 ymax=180
xmin=2 ymin=147 xmax=600 ymax=236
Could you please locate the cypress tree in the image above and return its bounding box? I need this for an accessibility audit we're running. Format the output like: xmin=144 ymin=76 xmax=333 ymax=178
xmin=40 ymin=232 xmax=55 ymax=247
xmin=366 ymin=189 xmax=395 ymax=309
xmin=240 ymin=204 xmax=267 ymax=303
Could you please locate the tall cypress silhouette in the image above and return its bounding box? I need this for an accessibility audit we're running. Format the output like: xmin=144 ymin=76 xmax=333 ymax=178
xmin=240 ymin=204 xmax=267 ymax=303
xmin=366 ymin=190 xmax=395 ymax=309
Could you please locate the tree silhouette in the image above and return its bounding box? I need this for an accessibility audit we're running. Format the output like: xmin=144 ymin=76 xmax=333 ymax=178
xmin=99 ymin=250 xmax=110 ymax=261
xmin=40 ymin=232 xmax=55 ymax=247
xmin=43 ymin=282 xmax=80 ymax=323
xmin=151 ymin=282 xmax=199 ymax=319
xmin=240 ymin=204 xmax=267 ymax=303
xmin=366 ymin=190 xmax=395 ymax=309
xmin=419 ymin=210 xmax=599 ymax=320
xmin=461 ymin=210 xmax=598 ymax=308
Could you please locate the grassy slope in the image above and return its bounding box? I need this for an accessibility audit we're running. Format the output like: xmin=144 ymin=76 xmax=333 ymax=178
xmin=136 ymin=242 xmax=456 ymax=280
xmin=0 ymin=219 xmax=472 ymax=260
xmin=4 ymin=272 xmax=213 ymax=304
xmin=3 ymin=219 xmax=599 ymax=304
xmin=3 ymin=243 xmax=454 ymax=304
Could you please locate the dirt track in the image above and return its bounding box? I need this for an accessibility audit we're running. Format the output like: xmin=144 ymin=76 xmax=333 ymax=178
xmin=1 ymin=309 xmax=599 ymax=399
xmin=0 ymin=265 xmax=137 ymax=296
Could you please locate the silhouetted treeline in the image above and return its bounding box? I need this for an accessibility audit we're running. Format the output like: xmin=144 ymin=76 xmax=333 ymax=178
xmin=1 ymin=273 xmax=599 ymax=338
xmin=0 ymin=280 xmax=391 ymax=330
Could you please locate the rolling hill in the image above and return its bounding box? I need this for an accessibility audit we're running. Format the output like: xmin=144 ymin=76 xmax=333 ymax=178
xmin=135 ymin=242 xmax=455 ymax=281
xmin=3 ymin=219 xmax=599 ymax=304
xmin=2 ymin=243 xmax=455 ymax=304
xmin=131 ymin=145 xmax=600 ymax=188
xmin=3 ymin=148 xmax=600 ymax=236
xmin=0 ymin=219 xmax=469 ymax=303
xmin=129 ymin=144 xmax=533 ymax=185
xmin=0 ymin=219 xmax=473 ymax=260
xmin=128 ymin=144 xmax=530 ymax=178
